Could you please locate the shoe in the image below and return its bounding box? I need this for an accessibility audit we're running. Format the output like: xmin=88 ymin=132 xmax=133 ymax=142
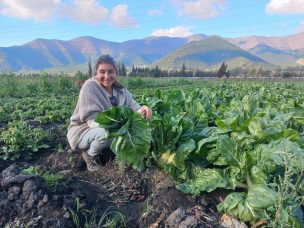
xmin=81 ymin=151 xmax=102 ymax=172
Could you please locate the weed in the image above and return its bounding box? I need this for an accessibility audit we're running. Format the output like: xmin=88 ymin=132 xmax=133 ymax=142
xmin=69 ymin=206 xmax=129 ymax=228
xmin=69 ymin=208 xmax=80 ymax=228
xmin=97 ymin=207 xmax=129 ymax=228
xmin=23 ymin=166 xmax=64 ymax=189
xmin=74 ymin=196 xmax=81 ymax=212
xmin=271 ymin=149 xmax=304 ymax=227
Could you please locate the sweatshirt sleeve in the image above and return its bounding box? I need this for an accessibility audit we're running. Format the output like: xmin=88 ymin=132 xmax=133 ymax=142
xmin=77 ymin=82 xmax=104 ymax=122
xmin=125 ymin=89 xmax=141 ymax=111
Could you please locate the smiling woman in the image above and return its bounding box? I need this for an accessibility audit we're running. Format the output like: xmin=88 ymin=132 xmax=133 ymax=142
xmin=67 ymin=54 xmax=152 ymax=172
xmin=95 ymin=57 xmax=118 ymax=94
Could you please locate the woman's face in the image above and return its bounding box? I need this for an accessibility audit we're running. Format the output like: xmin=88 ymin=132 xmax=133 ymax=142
xmin=96 ymin=63 xmax=117 ymax=92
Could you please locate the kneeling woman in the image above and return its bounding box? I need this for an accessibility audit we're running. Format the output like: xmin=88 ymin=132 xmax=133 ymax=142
xmin=67 ymin=55 xmax=152 ymax=171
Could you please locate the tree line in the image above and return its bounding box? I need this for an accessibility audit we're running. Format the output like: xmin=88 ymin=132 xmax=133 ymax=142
xmin=15 ymin=59 xmax=303 ymax=79
xmin=126 ymin=62 xmax=304 ymax=78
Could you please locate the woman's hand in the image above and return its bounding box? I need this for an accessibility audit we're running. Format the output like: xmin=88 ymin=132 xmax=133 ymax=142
xmin=137 ymin=105 xmax=152 ymax=120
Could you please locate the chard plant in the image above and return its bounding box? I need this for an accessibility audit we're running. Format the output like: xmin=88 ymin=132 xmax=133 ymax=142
xmin=95 ymin=82 xmax=304 ymax=226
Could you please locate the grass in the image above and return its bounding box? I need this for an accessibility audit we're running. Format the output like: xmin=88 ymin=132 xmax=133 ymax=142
xmin=22 ymin=166 xmax=64 ymax=189
xmin=69 ymin=206 xmax=129 ymax=228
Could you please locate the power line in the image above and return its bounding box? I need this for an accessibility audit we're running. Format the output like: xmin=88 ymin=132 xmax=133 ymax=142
xmin=2 ymin=14 xmax=301 ymax=41
xmin=0 ymin=9 xmax=301 ymax=41
xmin=0 ymin=1 xmax=270 ymax=32
xmin=1 ymin=19 xmax=301 ymax=48
xmin=0 ymin=2 xmax=302 ymax=46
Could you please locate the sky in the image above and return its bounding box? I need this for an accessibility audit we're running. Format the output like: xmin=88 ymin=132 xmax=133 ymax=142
xmin=0 ymin=0 xmax=303 ymax=47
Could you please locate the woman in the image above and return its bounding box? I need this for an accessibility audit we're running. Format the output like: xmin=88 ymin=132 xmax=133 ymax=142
xmin=67 ymin=55 xmax=152 ymax=171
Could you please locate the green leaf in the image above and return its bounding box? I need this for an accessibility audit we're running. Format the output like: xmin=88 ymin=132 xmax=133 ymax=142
xmin=246 ymin=184 xmax=277 ymax=209
xmin=283 ymin=128 xmax=300 ymax=141
xmin=176 ymin=167 xmax=236 ymax=195
xmin=271 ymin=139 xmax=304 ymax=170
xmin=218 ymin=185 xmax=276 ymax=223
xmin=179 ymin=116 xmax=194 ymax=142
xmin=174 ymin=139 xmax=196 ymax=171
xmin=195 ymin=136 xmax=218 ymax=157
xmin=217 ymin=192 xmax=246 ymax=212
xmin=96 ymin=106 xmax=151 ymax=171
xmin=248 ymin=118 xmax=266 ymax=140
xmin=217 ymin=135 xmax=240 ymax=167
xmin=273 ymin=112 xmax=294 ymax=123
xmin=96 ymin=106 xmax=133 ymax=130
xmin=251 ymin=166 xmax=267 ymax=185
xmin=217 ymin=192 xmax=255 ymax=222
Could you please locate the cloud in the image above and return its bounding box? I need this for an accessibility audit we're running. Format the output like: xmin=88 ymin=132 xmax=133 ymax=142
xmin=110 ymin=4 xmax=137 ymax=28
xmin=62 ymin=0 xmax=109 ymax=24
xmin=298 ymin=21 xmax=304 ymax=32
xmin=171 ymin=0 xmax=226 ymax=19
xmin=0 ymin=0 xmax=60 ymax=22
xmin=151 ymin=26 xmax=193 ymax=37
xmin=266 ymin=0 xmax=304 ymax=14
xmin=148 ymin=9 xmax=163 ymax=16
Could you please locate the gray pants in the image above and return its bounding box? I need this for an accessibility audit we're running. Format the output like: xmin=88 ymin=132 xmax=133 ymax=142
xmin=78 ymin=128 xmax=111 ymax=157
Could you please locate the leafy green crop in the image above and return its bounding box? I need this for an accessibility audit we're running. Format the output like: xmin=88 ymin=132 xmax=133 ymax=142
xmin=96 ymin=106 xmax=151 ymax=171
xmin=0 ymin=120 xmax=52 ymax=160
xmin=95 ymin=82 xmax=304 ymax=226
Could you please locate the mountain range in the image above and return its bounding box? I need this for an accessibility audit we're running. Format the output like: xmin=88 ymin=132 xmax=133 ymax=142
xmin=0 ymin=32 xmax=303 ymax=72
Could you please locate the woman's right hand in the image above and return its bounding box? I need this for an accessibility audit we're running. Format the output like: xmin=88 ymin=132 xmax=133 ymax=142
xmin=137 ymin=105 xmax=152 ymax=120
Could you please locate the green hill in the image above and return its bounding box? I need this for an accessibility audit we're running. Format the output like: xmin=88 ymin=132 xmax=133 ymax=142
xmin=248 ymin=44 xmax=304 ymax=68
xmin=153 ymin=36 xmax=273 ymax=70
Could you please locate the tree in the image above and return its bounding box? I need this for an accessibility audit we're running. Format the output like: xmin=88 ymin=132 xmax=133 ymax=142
xmin=283 ymin=71 xmax=292 ymax=78
xmin=181 ymin=62 xmax=186 ymax=77
xmin=88 ymin=56 xmax=92 ymax=77
xmin=151 ymin=65 xmax=161 ymax=78
xmin=217 ymin=62 xmax=229 ymax=78
xmin=121 ymin=62 xmax=127 ymax=76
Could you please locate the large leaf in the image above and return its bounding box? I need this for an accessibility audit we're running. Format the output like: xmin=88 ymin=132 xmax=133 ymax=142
xmin=179 ymin=116 xmax=194 ymax=142
xmin=248 ymin=117 xmax=266 ymax=140
xmin=150 ymin=113 xmax=183 ymax=155
xmin=251 ymin=166 xmax=268 ymax=185
xmin=218 ymin=184 xmax=277 ymax=222
xmin=231 ymin=131 xmax=255 ymax=151
xmin=195 ymin=136 xmax=218 ymax=158
xmin=96 ymin=106 xmax=132 ymax=130
xmin=269 ymin=139 xmax=304 ymax=170
xmin=246 ymin=184 xmax=277 ymax=209
xmin=176 ymin=167 xmax=236 ymax=195
xmin=217 ymin=135 xmax=241 ymax=167
xmin=217 ymin=192 xmax=254 ymax=222
xmin=272 ymin=112 xmax=294 ymax=124
xmin=174 ymin=139 xmax=196 ymax=171
xmin=293 ymin=106 xmax=304 ymax=125
xmin=283 ymin=128 xmax=300 ymax=141
xmin=96 ymin=106 xmax=151 ymax=171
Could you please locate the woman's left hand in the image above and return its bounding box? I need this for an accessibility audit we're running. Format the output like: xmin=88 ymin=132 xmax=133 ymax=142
xmin=137 ymin=105 xmax=152 ymax=120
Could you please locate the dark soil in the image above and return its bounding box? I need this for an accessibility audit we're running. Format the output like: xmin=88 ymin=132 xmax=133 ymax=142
xmin=0 ymin=124 xmax=223 ymax=228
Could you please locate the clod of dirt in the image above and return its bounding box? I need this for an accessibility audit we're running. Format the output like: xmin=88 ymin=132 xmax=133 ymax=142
xmin=164 ymin=207 xmax=186 ymax=227
xmin=220 ymin=213 xmax=248 ymax=228
xmin=178 ymin=215 xmax=198 ymax=227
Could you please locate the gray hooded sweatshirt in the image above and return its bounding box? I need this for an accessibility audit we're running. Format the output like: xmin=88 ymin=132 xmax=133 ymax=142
xmin=67 ymin=77 xmax=141 ymax=150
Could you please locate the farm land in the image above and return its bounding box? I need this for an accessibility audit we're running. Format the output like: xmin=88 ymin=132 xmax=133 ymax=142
xmin=0 ymin=74 xmax=303 ymax=227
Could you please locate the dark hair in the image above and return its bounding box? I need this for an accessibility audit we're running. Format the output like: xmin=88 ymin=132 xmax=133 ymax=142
xmin=94 ymin=55 xmax=124 ymax=89
xmin=94 ymin=55 xmax=117 ymax=75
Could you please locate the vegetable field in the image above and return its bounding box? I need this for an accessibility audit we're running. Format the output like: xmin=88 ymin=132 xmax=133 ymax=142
xmin=0 ymin=75 xmax=303 ymax=227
